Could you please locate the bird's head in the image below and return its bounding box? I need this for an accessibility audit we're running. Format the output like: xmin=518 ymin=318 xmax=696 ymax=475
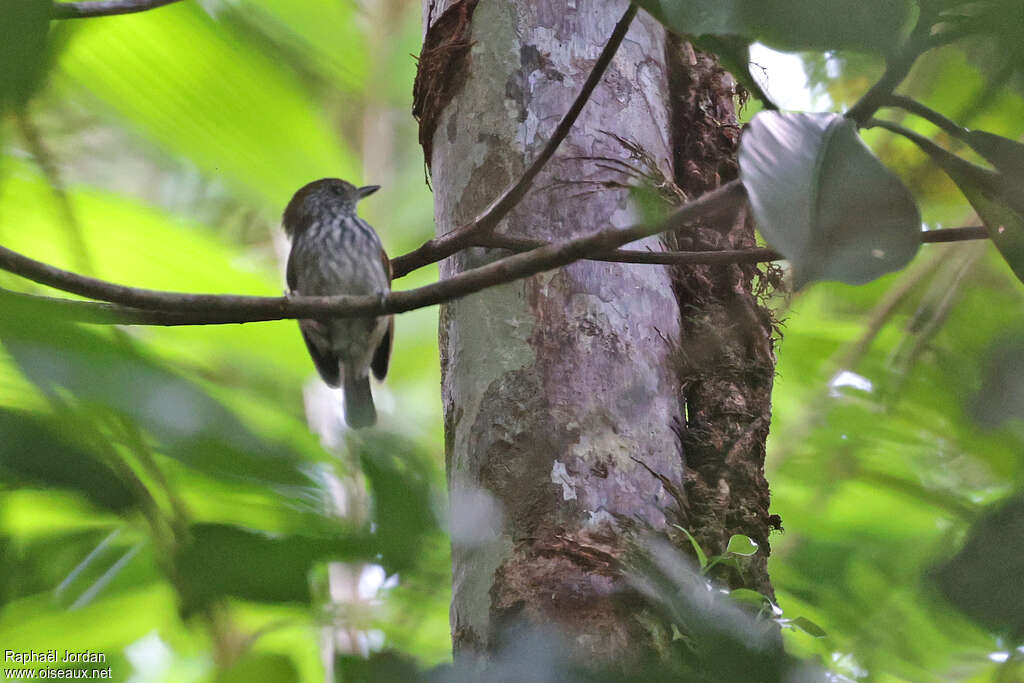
xmin=283 ymin=178 xmax=380 ymax=237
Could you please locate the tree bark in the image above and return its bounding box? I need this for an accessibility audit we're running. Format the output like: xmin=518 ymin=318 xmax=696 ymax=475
xmin=417 ymin=0 xmax=777 ymax=670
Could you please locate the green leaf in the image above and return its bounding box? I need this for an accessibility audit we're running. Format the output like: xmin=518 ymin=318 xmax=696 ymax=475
xmin=704 ymin=554 xmax=741 ymax=575
xmin=634 ymin=1 xmax=739 ymax=38
xmin=949 ymin=179 xmax=1024 ymax=284
xmin=176 ymin=523 xmax=366 ymax=607
xmin=215 ymin=653 xmax=300 ymax=683
xmin=931 ymin=496 xmax=1024 ymax=633
xmin=0 ymin=584 xmax=175 ymax=670
xmin=0 ymin=528 xmax=146 ymax=608
xmin=0 ymin=409 xmax=137 ymax=512
xmin=673 ymin=524 xmax=709 ymax=570
xmin=232 ymin=0 xmax=368 ymax=92
xmin=739 ymin=112 xmax=921 ymax=287
xmin=725 ymin=534 xmax=759 ymax=556
xmin=959 ymin=132 xmax=1024 ymax=282
xmin=0 ymin=0 xmax=51 ymax=113
xmin=789 ymin=616 xmax=827 ymax=638
xmin=964 ymin=130 xmax=1024 ymax=180
xmin=360 ymin=434 xmax=442 ymax=573
xmin=627 ymin=539 xmax=800 ymax=680
xmin=728 ymin=587 xmax=771 ymax=609
xmin=55 ymin=1 xmax=357 ymax=206
xmin=335 ymin=652 xmax=422 ymax=683
xmin=891 ymin=126 xmax=1024 ymax=284
xmin=0 ymin=296 xmax=312 ymax=490
xmin=636 ymin=0 xmax=913 ymax=53
xmin=970 ymin=340 xmax=1024 ymax=427
xmin=740 ymin=0 xmax=914 ymax=54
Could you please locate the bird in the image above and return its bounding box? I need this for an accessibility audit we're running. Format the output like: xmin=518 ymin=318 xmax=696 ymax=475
xmin=283 ymin=178 xmax=393 ymax=429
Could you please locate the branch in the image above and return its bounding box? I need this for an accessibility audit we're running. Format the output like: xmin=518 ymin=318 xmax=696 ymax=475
xmin=0 ymin=289 xmax=246 ymax=326
xmin=482 ymin=226 xmax=988 ymax=264
xmin=16 ymin=111 xmax=95 ymax=275
xmin=51 ymin=0 xmax=184 ymax=19
xmin=846 ymin=13 xmax=935 ymax=127
xmin=0 ymin=182 xmax=746 ymax=326
xmin=478 ymin=232 xmax=780 ymax=265
xmin=866 ymin=118 xmax=964 ymax=163
xmin=392 ymin=3 xmax=639 ymax=279
xmin=1 ymin=216 xmax=990 ymax=328
xmin=882 ymin=95 xmax=967 ymax=140
xmin=918 ymin=226 xmax=988 ymax=243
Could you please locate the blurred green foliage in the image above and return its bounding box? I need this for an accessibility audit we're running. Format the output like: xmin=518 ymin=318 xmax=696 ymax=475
xmin=0 ymin=1 xmax=1021 ymax=681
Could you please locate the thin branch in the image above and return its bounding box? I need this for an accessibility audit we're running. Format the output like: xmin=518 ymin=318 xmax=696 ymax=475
xmin=0 ymin=182 xmax=747 ymax=326
xmin=479 ymin=232 xmax=780 ymax=265
xmin=918 ymin=226 xmax=988 ymax=243
xmin=51 ymin=0 xmax=184 ymax=19
xmin=846 ymin=14 xmax=934 ymax=127
xmin=391 ymin=3 xmax=639 ymax=279
xmin=866 ymin=118 xmax=964 ymax=163
xmin=481 ymin=226 xmax=987 ymax=264
xmin=882 ymin=94 xmax=967 ymax=140
xmin=16 ymin=111 xmax=95 ymax=275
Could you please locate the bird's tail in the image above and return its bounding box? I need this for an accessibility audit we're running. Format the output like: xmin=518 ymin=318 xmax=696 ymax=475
xmin=343 ymin=374 xmax=377 ymax=429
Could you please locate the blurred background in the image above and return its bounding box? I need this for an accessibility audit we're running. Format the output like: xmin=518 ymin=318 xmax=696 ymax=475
xmin=0 ymin=1 xmax=1021 ymax=681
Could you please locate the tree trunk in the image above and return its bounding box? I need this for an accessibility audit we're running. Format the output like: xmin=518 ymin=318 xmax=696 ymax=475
xmin=416 ymin=0 xmax=777 ymax=670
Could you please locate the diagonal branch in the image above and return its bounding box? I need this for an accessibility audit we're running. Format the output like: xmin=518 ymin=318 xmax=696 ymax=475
xmin=392 ymin=3 xmax=639 ymax=279
xmin=846 ymin=9 xmax=936 ymax=127
xmin=0 ymin=181 xmax=746 ymax=326
xmin=882 ymin=95 xmax=966 ymax=140
xmin=482 ymin=226 xmax=988 ymax=264
xmin=51 ymin=0 xmax=184 ymax=19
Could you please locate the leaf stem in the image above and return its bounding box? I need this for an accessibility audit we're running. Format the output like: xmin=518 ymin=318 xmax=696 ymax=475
xmin=882 ymin=94 xmax=967 ymax=140
xmin=846 ymin=9 xmax=937 ymax=127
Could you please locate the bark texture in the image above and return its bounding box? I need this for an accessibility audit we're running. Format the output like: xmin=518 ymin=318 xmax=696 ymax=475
xmin=418 ymin=0 xmax=777 ymax=668
xmin=664 ymin=40 xmax=780 ymax=599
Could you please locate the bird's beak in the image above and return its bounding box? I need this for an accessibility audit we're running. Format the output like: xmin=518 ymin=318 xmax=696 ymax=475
xmin=357 ymin=185 xmax=381 ymax=199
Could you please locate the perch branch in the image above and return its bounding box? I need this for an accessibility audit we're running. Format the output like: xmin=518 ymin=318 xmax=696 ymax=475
xmin=0 ymin=204 xmax=991 ymax=327
xmin=846 ymin=10 xmax=937 ymax=127
xmin=0 ymin=182 xmax=745 ymax=326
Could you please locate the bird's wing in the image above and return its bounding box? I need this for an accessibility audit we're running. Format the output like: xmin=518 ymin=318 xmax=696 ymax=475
xmin=371 ymin=247 xmax=393 ymax=381
xmin=299 ymin=318 xmax=341 ymax=387
xmin=371 ymin=316 xmax=393 ymax=381
xmin=286 ymin=249 xmax=298 ymax=292
xmin=288 ymin=242 xmax=340 ymax=385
